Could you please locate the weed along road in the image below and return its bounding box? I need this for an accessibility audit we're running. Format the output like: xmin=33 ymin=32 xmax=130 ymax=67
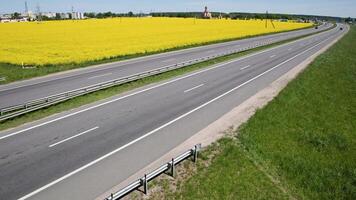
xmin=0 ymin=23 xmax=331 ymax=111
xmin=0 ymin=24 xmax=347 ymax=200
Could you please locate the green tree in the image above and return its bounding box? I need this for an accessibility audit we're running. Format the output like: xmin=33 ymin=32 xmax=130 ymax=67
xmin=12 ymin=12 xmax=21 ymax=19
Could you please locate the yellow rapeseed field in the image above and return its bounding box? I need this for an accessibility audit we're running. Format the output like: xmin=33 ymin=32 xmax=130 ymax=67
xmin=0 ymin=17 xmax=312 ymax=66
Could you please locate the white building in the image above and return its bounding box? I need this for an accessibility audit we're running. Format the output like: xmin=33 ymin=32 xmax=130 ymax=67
xmin=0 ymin=14 xmax=16 ymax=23
xmin=42 ymin=12 xmax=56 ymax=19
xmin=71 ymin=12 xmax=84 ymax=20
xmin=59 ymin=13 xmax=70 ymax=19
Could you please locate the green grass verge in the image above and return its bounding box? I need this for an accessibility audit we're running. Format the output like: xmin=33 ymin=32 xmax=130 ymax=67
xmin=175 ymin=138 xmax=291 ymax=200
xmin=171 ymin=26 xmax=355 ymax=199
xmin=0 ymin=26 xmax=314 ymax=84
xmin=0 ymin=26 xmax=332 ymax=132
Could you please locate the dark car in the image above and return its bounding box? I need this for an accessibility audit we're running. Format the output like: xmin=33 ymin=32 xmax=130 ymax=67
xmin=340 ymin=27 xmax=343 ymax=30
xmin=315 ymin=26 xmax=319 ymax=29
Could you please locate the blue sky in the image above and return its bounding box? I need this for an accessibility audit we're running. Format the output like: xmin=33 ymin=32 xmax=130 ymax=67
xmin=1 ymin=0 xmax=355 ymax=17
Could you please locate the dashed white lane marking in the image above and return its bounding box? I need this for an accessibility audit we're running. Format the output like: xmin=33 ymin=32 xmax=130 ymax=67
xmin=1 ymin=31 xmax=333 ymax=142
xmin=49 ymin=126 xmax=99 ymax=148
xmin=18 ymin=37 xmax=332 ymax=200
xmin=88 ymin=73 xmax=112 ymax=80
xmin=270 ymin=55 xmax=276 ymax=58
xmin=184 ymin=84 xmax=204 ymax=93
xmin=240 ymin=65 xmax=251 ymax=70
xmin=288 ymin=48 xmax=293 ymax=51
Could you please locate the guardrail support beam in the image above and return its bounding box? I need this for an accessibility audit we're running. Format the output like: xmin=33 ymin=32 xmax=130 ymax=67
xmin=167 ymin=158 xmax=175 ymax=177
xmin=192 ymin=144 xmax=201 ymax=162
xmin=170 ymin=158 xmax=175 ymax=177
xmin=141 ymin=174 xmax=148 ymax=195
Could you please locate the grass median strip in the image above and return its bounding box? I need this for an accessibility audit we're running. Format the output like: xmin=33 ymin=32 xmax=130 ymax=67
xmin=140 ymin=26 xmax=354 ymax=200
xmin=0 ymin=27 xmax=332 ymax=132
xmin=0 ymin=25 xmax=314 ymax=84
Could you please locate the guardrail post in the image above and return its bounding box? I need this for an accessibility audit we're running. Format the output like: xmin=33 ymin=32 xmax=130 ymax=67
xmin=170 ymin=158 xmax=175 ymax=177
xmin=141 ymin=174 xmax=148 ymax=195
xmin=192 ymin=144 xmax=201 ymax=163
xmin=167 ymin=158 xmax=175 ymax=177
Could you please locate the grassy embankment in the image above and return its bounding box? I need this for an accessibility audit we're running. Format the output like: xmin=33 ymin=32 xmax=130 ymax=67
xmin=0 ymin=24 xmax=313 ymax=84
xmin=146 ymin=26 xmax=355 ymax=200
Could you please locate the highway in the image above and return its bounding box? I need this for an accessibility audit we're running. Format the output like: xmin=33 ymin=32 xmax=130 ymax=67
xmin=0 ymin=23 xmax=331 ymax=110
xmin=0 ymin=24 xmax=346 ymax=200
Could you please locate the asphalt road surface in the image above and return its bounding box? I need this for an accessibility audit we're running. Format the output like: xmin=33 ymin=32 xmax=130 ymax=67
xmin=0 ymin=23 xmax=346 ymax=200
xmin=0 ymin=23 xmax=332 ymax=110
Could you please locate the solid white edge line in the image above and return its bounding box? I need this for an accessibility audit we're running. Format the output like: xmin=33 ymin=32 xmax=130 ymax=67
xmin=18 ymin=35 xmax=331 ymax=200
xmin=0 ymin=25 xmax=334 ymax=93
xmin=0 ymin=59 xmax=236 ymax=141
xmin=48 ymin=126 xmax=99 ymax=148
xmin=184 ymin=84 xmax=204 ymax=93
xmin=0 ymin=28 xmax=335 ymax=141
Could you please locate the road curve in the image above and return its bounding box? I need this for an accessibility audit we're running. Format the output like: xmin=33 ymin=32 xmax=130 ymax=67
xmin=0 ymin=23 xmax=331 ymax=110
xmin=0 ymin=23 xmax=347 ymax=200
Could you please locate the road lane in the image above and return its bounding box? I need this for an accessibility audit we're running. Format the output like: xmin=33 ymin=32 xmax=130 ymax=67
xmin=0 ymin=23 xmax=331 ymax=109
xmin=0 ymin=24 xmax=346 ymax=200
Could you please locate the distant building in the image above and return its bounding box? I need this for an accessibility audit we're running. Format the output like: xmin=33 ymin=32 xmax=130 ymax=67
xmin=202 ymin=6 xmax=212 ymax=19
xmin=59 ymin=13 xmax=70 ymax=19
xmin=71 ymin=12 xmax=84 ymax=20
xmin=0 ymin=14 xmax=12 ymax=19
xmin=27 ymin=11 xmax=37 ymax=20
xmin=21 ymin=11 xmax=36 ymax=20
xmin=0 ymin=13 xmax=29 ymax=23
xmin=42 ymin=12 xmax=56 ymax=19
xmin=0 ymin=15 xmax=11 ymax=23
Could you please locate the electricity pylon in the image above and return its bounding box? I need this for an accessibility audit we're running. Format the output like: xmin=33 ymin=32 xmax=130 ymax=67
xmin=36 ymin=3 xmax=42 ymax=23
xmin=265 ymin=11 xmax=275 ymax=29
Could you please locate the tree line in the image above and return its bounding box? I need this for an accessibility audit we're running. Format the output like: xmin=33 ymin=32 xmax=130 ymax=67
xmin=6 ymin=11 xmax=350 ymax=23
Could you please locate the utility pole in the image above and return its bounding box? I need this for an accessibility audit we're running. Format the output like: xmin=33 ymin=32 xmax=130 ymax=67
xmin=265 ymin=11 xmax=275 ymax=29
xmin=25 ymin=1 xmax=29 ymax=16
xmin=71 ymin=6 xmax=74 ymax=19
xmin=36 ymin=3 xmax=42 ymax=23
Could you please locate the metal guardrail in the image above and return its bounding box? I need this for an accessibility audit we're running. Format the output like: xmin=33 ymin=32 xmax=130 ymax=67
xmin=0 ymin=25 xmax=332 ymax=122
xmin=105 ymin=144 xmax=201 ymax=200
xmin=0 ymin=40 xmax=277 ymax=122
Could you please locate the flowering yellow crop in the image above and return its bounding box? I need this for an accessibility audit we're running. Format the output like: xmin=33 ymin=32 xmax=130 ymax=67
xmin=0 ymin=17 xmax=311 ymax=66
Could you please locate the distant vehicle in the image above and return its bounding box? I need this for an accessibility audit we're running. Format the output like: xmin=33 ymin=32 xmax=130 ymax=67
xmin=315 ymin=26 xmax=319 ymax=29
xmin=340 ymin=27 xmax=343 ymax=30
